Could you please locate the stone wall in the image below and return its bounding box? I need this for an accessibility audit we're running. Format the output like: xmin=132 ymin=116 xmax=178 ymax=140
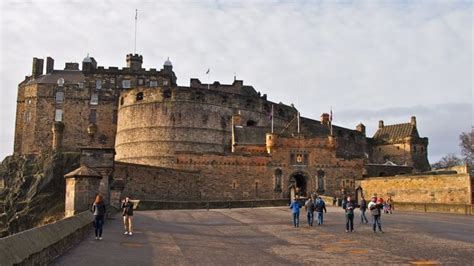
xmin=358 ymin=171 xmax=473 ymax=205
xmin=0 ymin=211 xmax=92 ymax=265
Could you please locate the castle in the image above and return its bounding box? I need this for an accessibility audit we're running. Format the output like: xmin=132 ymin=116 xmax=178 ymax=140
xmin=14 ymin=54 xmax=431 ymax=203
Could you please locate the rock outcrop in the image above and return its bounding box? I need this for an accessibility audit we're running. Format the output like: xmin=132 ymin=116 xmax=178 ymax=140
xmin=0 ymin=152 xmax=80 ymax=237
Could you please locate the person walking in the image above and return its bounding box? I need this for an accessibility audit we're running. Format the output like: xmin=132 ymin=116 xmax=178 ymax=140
xmin=386 ymin=196 xmax=394 ymax=214
xmin=289 ymin=198 xmax=301 ymax=228
xmin=342 ymin=195 xmax=355 ymax=232
xmin=314 ymin=195 xmax=327 ymax=226
xmin=92 ymin=194 xmax=106 ymax=240
xmin=359 ymin=196 xmax=368 ymax=224
xmin=368 ymin=196 xmax=383 ymax=233
xmin=304 ymin=196 xmax=315 ymax=227
xmin=122 ymin=197 xmax=134 ymax=235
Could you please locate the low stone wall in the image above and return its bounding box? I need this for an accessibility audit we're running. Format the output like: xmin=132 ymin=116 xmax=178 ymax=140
xmin=133 ymin=199 xmax=289 ymax=210
xmin=0 ymin=211 xmax=92 ymax=265
xmin=393 ymin=202 xmax=472 ymax=215
xmin=358 ymin=172 xmax=472 ymax=205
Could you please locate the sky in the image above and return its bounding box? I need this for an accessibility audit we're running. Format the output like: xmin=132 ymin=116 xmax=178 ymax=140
xmin=0 ymin=0 xmax=472 ymax=163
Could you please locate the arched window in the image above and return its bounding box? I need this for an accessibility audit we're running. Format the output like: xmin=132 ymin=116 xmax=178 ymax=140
xmin=274 ymin=169 xmax=282 ymax=191
xmin=120 ymin=97 xmax=124 ymax=105
xmin=136 ymin=92 xmax=144 ymax=101
xmin=162 ymin=89 xmax=171 ymax=99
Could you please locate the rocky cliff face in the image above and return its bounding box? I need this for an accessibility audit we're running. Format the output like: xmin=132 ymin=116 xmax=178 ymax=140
xmin=0 ymin=152 xmax=80 ymax=237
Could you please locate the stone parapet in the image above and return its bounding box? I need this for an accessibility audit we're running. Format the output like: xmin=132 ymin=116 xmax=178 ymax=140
xmin=0 ymin=211 xmax=92 ymax=265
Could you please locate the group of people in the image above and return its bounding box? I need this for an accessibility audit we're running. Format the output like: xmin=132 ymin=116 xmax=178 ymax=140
xmin=91 ymin=195 xmax=135 ymax=240
xmin=343 ymin=195 xmax=392 ymax=233
xmin=289 ymin=194 xmax=327 ymax=227
xmin=290 ymin=194 xmax=393 ymax=233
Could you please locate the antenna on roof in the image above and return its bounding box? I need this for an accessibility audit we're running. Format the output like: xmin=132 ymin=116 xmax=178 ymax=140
xmin=134 ymin=9 xmax=138 ymax=54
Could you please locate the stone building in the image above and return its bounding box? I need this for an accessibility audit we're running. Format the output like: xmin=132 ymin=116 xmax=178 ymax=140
xmin=13 ymin=54 xmax=431 ymax=202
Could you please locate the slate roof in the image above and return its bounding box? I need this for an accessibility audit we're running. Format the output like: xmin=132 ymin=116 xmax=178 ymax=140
xmin=64 ymin=165 xmax=101 ymax=178
xmin=372 ymin=123 xmax=418 ymax=142
xmin=26 ymin=70 xmax=85 ymax=85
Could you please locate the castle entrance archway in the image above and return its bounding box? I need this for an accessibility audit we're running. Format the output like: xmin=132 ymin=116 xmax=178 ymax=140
xmin=289 ymin=171 xmax=308 ymax=197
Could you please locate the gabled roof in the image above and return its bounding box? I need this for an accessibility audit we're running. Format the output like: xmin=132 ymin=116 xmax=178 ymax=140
xmin=373 ymin=123 xmax=418 ymax=142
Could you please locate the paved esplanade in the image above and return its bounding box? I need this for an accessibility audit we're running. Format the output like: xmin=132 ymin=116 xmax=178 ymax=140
xmin=53 ymin=207 xmax=474 ymax=265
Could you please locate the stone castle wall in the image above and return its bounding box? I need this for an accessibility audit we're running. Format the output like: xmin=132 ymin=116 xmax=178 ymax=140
xmin=359 ymin=171 xmax=473 ymax=205
xmin=115 ymin=86 xmax=292 ymax=166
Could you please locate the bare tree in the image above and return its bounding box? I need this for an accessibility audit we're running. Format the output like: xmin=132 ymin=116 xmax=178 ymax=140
xmin=431 ymin=153 xmax=464 ymax=169
xmin=459 ymin=127 xmax=473 ymax=166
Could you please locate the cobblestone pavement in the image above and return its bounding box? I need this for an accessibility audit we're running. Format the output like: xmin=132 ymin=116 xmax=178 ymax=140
xmin=53 ymin=206 xmax=474 ymax=265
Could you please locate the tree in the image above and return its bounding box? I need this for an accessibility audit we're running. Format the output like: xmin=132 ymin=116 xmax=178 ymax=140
xmin=459 ymin=128 xmax=473 ymax=167
xmin=431 ymin=153 xmax=464 ymax=169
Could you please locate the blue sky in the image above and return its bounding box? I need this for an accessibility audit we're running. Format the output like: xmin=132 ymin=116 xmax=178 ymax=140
xmin=0 ymin=0 xmax=472 ymax=163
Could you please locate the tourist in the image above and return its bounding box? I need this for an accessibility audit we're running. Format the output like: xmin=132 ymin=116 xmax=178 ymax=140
xmin=386 ymin=196 xmax=394 ymax=214
xmin=314 ymin=195 xmax=327 ymax=225
xmin=332 ymin=196 xmax=337 ymax=206
xmin=359 ymin=196 xmax=368 ymax=224
xmin=368 ymin=196 xmax=383 ymax=233
xmin=289 ymin=198 xmax=301 ymax=228
xmin=92 ymin=194 xmax=106 ymax=240
xmin=304 ymin=196 xmax=314 ymax=226
xmin=342 ymin=195 xmax=355 ymax=232
xmin=122 ymin=197 xmax=134 ymax=235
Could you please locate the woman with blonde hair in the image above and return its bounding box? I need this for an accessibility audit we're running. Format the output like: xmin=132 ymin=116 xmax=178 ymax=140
xmin=92 ymin=194 xmax=106 ymax=240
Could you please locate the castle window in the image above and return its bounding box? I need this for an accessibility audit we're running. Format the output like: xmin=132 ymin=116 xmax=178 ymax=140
xmin=110 ymin=78 xmax=115 ymax=84
xmin=90 ymin=93 xmax=99 ymax=105
xmin=89 ymin=109 xmax=97 ymax=123
xmin=57 ymin=78 xmax=65 ymax=87
xmin=78 ymin=82 xmax=84 ymax=89
xmin=95 ymin=80 xmax=102 ymax=90
xmin=136 ymin=92 xmax=144 ymax=101
xmin=25 ymin=111 xmax=31 ymax=123
xmin=120 ymin=97 xmax=124 ymax=106
xmin=122 ymin=80 xmax=131 ymax=89
xmin=274 ymin=169 xmax=282 ymax=191
xmin=163 ymin=80 xmax=169 ymax=86
xmin=55 ymin=109 xmax=63 ymax=122
xmin=138 ymin=79 xmax=144 ymax=86
xmin=112 ymin=110 xmax=117 ymax=124
xmin=150 ymin=80 xmax=158 ymax=87
xmin=232 ymin=181 xmax=237 ymax=190
xmin=27 ymin=99 xmax=32 ymax=104
xmin=55 ymin=91 xmax=64 ymax=104
xmin=162 ymin=89 xmax=171 ymax=99
xmin=246 ymin=120 xmax=257 ymax=127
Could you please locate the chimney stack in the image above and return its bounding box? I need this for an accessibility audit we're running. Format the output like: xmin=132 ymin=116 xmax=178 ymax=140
xmin=411 ymin=116 xmax=417 ymax=127
xmin=32 ymin=57 xmax=44 ymax=78
xmin=46 ymin=57 xmax=54 ymax=74
xmin=320 ymin=113 xmax=330 ymax=126
xmin=356 ymin=123 xmax=366 ymax=135
xmin=378 ymin=120 xmax=384 ymax=129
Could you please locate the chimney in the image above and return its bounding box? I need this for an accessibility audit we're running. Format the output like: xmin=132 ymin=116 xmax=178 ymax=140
xmin=32 ymin=57 xmax=44 ymax=78
xmin=356 ymin=123 xmax=366 ymax=135
xmin=378 ymin=120 xmax=384 ymax=129
xmin=64 ymin=62 xmax=79 ymax=70
xmin=46 ymin=57 xmax=54 ymax=74
xmin=320 ymin=113 xmax=330 ymax=126
xmin=411 ymin=116 xmax=417 ymax=127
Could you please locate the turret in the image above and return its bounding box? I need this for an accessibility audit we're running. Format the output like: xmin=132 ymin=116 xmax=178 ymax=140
xmin=126 ymin=53 xmax=143 ymax=71
xmin=411 ymin=116 xmax=417 ymax=128
xmin=82 ymin=54 xmax=97 ymax=71
xmin=320 ymin=113 xmax=330 ymax=126
xmin=356 ymin=123 xmax=366 ymax=135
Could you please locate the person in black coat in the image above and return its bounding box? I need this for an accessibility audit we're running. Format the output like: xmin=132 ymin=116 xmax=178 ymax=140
xmin=122 ymin=197 xmax=134 ymax=235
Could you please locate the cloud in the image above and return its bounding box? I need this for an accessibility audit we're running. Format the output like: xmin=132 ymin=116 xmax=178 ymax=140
xmin=0 ymin=0 xmax=472 ymax=163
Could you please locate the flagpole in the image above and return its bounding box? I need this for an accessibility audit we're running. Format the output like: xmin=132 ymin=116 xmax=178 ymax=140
xmin=297 ymin=112 xmax=300 ymax=134
xmin=271 ymin=104 xmax=274 ymax=133
xmin=330 ymin=106 xmax=333 ymax=136
xmin=134 ymin=9 xmax=138 ymax=54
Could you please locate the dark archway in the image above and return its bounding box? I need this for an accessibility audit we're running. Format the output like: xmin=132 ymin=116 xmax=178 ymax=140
xmin=289 ymin=172 xmax=308 ymax=197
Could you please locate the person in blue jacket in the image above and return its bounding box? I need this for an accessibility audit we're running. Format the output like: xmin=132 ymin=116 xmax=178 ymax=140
xmin=289 ymin=197 xmax=301 ymax=227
